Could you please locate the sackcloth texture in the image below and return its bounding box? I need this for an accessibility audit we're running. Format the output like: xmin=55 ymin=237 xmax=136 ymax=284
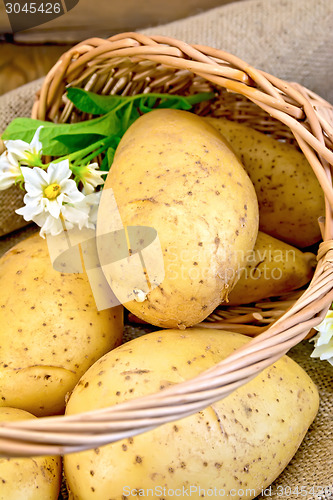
xmin=0 ymin=0 xmax=332 ymax=498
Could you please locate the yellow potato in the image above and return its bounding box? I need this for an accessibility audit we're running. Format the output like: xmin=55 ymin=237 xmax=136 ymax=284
xmin=226 ymin=231 xmax=316 ymax=305
xmin=204 ymin=117 xmax=325 ymax=247
xmin=98 ymin=109 xmax=259 ymax=328
xmin=0 ymin=233 xmax=123 ymax=416
xmin=64 ymin=329 xmax=319 ymax=500
xmin=0 ymin=407 xmax=61 ymax=499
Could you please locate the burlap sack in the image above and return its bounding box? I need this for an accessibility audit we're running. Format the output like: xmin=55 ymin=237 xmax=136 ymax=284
xmin=0 ymin=79 xmax=43 ymax=235
xmin=0 ymin=0 xmax=332 ymax=497
xmin=142 ymin=0 xmax=333 ymax=105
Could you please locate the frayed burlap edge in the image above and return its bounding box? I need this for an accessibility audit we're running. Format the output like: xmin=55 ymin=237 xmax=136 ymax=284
xmin=0 ymin=79 xmax=43 ymax=237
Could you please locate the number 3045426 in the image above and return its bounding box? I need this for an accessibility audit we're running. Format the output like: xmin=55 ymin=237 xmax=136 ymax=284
xmin=5 ymin=3 xmax=62 ymax=14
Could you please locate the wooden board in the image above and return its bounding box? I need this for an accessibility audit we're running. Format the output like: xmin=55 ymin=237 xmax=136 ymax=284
xmin=0 ymin=43 xmax=73 ymax=95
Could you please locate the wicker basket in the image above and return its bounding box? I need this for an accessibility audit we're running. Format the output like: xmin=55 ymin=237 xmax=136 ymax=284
xmin=0 ymin=32 xmax=333 ymax=460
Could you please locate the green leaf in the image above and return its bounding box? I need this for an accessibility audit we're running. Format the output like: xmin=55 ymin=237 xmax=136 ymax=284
xmin=138 ymin=97 xmax=157 ymax=114
xmin=66 ymin=88 xmax=215 ymax=116
xmin=51 ymin=133 xmax=106 ymax=156
xmin=100 ymin=146 xmax=117 ymax=172
xmin=2 ymin=118 xmax=57 ymax=143
xmin=107 ymin=147 xmax=116 ymax=168
xmin=182 ymin=93 xmax=215 ymax=106
xmin=119 ymin=100 xmax=142 ymax=131
xmin=153 ymin=96 xmax=191 ymax=110
xmin=41 ymin=114 xmax=123 ymax=155
xmin=2 ymin=114 xmax=122 ymax=156
xmin=66 ymin=88 xmax=126 ymax=115
xmin=100 ymin=152 xmax=109 ymax=172
xmin=2 ymin=91 xmax=215 ymax=160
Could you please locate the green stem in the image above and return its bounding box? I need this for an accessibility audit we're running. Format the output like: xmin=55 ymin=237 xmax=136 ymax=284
xmin=68 ymin=138 xmax=105 ymax=162
xmin=76 ymin=144 xmax=107 ymax=165
xmin=70 ymin=135 xmax=116 ymax=163
xmin=43 ymin=135 xmax=115 ymax=170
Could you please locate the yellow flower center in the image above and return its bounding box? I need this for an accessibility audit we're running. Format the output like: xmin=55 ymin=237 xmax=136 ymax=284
xmin=44 ymin=183 xmax=61 ymax=200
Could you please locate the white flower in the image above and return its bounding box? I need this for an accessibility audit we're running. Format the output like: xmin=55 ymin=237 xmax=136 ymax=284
xmin=83 ymin=191 xmax=101 ymax=226
xmin=310 ymin=309 xmax=333 ymax=365
xmin=78 ymin=162 xmax=106 ymax=195
xmin=0 ymin=126 xmax=44 ymax=190
xmin=16 ymin=159 xmax=92 ymax=238
xmin=4 ymin=126 xmax=43 ymax=166
xmin=0 ymin=151 xmax=21 ymax=190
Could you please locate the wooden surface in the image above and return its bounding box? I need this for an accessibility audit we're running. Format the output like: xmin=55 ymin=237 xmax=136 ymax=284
xmin=0 ymin=43 xmax=73 ymax=95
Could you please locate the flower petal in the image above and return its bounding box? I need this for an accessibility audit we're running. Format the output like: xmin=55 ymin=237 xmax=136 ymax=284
xmin=0 ymin=173 xmax=17 ymax=190
xmin=85 ymin=191 xmax=101 ymax=225
xmin=315 ymin=329 xmax=333 ymax=347
xmin=47 ymin=199 xmax=62 ymax=219
xmin=30 ymin=126 xmax=43 ymax=155
xmin=48 ymin=159 xmax=71 ymax=184
xmin=61 ymin=204 xmax=90 ymax=230
xmin=21 ymin=166 xmax=47 ymax=190
xmin=310 ymin=307 xmax=333 ymax=365
xmin=16 ymin=203 xmax=41 ymax=220
xmin=0 ymin=156 xmax=21 ymax=190
xmin=63 ymin=191 xmax=85 ymax=204
xmin=82 ymin=183 xmax=95 ymax=195
xmin=0 ymin=151 xmax=17 ymax=170
xmin=311 ymin=342 xmax=333 ymax=360
xmin=34 ymin=213 xmax=64 ymax=238
xmin=4 ymin=139 xmax=30 ymax=163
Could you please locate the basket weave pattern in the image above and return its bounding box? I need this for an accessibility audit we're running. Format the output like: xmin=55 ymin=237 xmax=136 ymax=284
xmin=0 ymin=32 xmax=333 ymax=456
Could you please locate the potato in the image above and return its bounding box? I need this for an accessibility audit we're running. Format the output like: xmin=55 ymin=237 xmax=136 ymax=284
xmin=98 ymin=109 xmax=259 ymax=328
xmin=204 ymin=117 xmax=325 ymax=247
xmin=0 ymin=233 xmax=123 ymax=416
xmin=226 ymin=231 xmax=316 ymax=305
xmin=64 ymin=328 xmax=319 ymax=500
xmin=0 ymin=407 xmax=61 ymax=499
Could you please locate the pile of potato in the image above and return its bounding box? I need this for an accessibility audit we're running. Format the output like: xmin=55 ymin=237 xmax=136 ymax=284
xmin=100 ymin=109 xmax=320 ymax=326
xmin=0 ymin=109 xmax=323 ymax=499
xmin=0 ymin=233 xmax=123 ymax=499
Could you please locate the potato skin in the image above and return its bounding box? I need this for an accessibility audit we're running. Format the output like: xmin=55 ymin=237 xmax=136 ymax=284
xmin=99 ymin=109 xmax=259 ymax=328
xmin=204 ymin=117 xmax=325 ymax=248
xmin=0 ymin=407 xmax=61 ymax=499
xmin=64 ymin=329 xmax=319 ymax=500
xmin=0 ymin=233 xmax=123 ymax=416
xmin=226 ymin=231 xmax=316 ymax=305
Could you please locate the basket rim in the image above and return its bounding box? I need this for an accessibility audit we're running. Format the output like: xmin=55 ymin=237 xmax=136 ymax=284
xmin=32 ymin=32 xmax=333 ymax=236
xmin=1 ymin=32 xmax=333 ymax=457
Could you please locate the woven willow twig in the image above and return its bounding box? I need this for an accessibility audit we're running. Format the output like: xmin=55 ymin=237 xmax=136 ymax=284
xmin=200 ymin=290 xmax=307 ymax=336
xmin=2 ymin=33 xmax=332 ymax=457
